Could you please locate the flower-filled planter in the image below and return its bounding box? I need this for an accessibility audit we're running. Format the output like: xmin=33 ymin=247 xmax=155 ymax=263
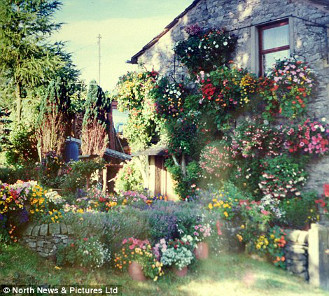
xmin=266 ymin=59 xmax=315 ymax=119
xmin=194 ymin=242 xmax=209 ymax=260
xmin=128 ymin=261 xmax=146 ymax=281
xmin=173 ymin=266 xmax=188 ymax=277
xmin=155 ymin=236 xmax=195 ymax=272
xmin=199 ymin=67 xmax=256 ymax=112
xmin=174 ymin=24 xmax=237 ymax=73
xmin=114 ymin=238 xmax=164 ymax=281
xmin=283 ymin=118 xmax=329 ymax=156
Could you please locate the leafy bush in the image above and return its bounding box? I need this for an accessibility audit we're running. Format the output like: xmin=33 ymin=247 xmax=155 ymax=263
xmin=146 ymin=201 xmax=202 ymax=242
xmin=280 ymin=191 xmax=318 ymax=229
xmin=62 ymin=209 xmax=150 ymax=255
xmin=258 ymin=155 xmax=308 ymax=199
xmin=5 ymin=124 xmax=38 ymax=166
xmin=56 ymin=236 xmax=110 ymax=269
xmin=38 ymin=151 xmax=65 ymax=188
xmin=199 ymin=140 xmax=233 ymax=184
xmin=0 ymin=165 xmax=39 ymax=183
xmin=114 ymin=159 xmax=144 ymax=193
xmin=60 ymin=159 xmax=104 ymax=194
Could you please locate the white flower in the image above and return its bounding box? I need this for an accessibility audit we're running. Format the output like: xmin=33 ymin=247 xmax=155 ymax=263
xmin=223 ymin=41 xmax=228 ymax=46
xmin=321 ymin=117 xmax=326 ymax=122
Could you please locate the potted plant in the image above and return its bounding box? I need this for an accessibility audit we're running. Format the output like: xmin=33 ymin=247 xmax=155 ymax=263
xmin=114 ymin=237 xmax=164 ymax=281
xmin=191 ymin=224 xmax=212 ymax=260
xmin=156 ymin=235 xmax=195 ymax=277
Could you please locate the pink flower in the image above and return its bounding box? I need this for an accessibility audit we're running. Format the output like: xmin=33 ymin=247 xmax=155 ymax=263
xmin=261 ymin=210 xmax=270 ymax=215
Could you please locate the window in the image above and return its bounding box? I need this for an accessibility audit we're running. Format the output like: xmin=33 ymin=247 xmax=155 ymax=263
xmin=259 ymin=20 xmax=290 ymax=75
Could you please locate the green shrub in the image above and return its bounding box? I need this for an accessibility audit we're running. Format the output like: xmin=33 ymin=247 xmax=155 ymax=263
xmin=0 ymin=164 xmax=38 ymax=183
xmin=56 ymin=236 xmax=110 ymax=269
xmin=102 ymin=207 xmax=150 ymax=254
xmin=62 ymin=209 xmax=150 ymax=255
xmin=146 ymin=201 xmax=203 ymax=243
xmin=60 ymin=159 xmax=104 ymax=194
xmin=280 ymin=191 xmax=318 ymax=229
xmin=114 ymin=158 xmax=144 ymax=193
xmin=5 ymin=124 xmax=38 ymax=166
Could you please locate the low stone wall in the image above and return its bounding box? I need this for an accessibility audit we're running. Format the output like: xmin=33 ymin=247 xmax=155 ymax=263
xmin=284 ymin=229 xmax=309 ymax=281
xmin=20 ymin=223 xmax=74 ymax=258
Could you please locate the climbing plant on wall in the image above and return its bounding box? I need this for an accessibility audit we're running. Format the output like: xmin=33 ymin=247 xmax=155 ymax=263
xmin=113 ymin=70 xmax=164 ymax=152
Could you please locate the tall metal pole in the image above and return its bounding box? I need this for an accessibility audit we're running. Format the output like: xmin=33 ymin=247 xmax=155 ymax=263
xmin=97 ymin=34 xmax=102 ymax=85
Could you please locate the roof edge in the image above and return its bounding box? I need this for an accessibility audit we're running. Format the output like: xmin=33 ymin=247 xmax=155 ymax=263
xmin=127 ymin=0 xmax=202 ymax=64
xmin=128 ymin=0 xmax=329 ymax=64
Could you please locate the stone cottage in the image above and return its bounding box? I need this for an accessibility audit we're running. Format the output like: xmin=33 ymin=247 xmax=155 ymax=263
xmin=128 ymin=0 xmax=329 ymax=195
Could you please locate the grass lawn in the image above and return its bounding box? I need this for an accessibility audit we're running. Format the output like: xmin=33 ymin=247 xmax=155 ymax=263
xmin=1 ymin=244 xmax=328 ymax=296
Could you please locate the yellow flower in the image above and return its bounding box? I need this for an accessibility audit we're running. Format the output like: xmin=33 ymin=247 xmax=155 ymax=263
xmin=208 ymin=203 xmax=213 ymax=210
xmin=224 ymin=211 xmax=228 ymax=217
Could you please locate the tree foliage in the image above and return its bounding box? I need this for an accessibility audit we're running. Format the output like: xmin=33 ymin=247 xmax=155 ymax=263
xmin=81 ymin=81 xmax=109 ymax=156
xmin=0 ymin=0 xmax=73 ymax=121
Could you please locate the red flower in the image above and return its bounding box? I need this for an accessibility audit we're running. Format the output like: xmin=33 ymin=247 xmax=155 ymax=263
xmin=324 ymin=184 xmax=329 ymax=197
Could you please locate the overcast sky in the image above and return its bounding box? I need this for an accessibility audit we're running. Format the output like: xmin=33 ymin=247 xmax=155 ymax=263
xmin=52 ymin=0 xmax=194 ymax=92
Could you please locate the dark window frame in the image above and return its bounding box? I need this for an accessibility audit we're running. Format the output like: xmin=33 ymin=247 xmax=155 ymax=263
xmin=258 ymin=19 xmax=290 ymax=76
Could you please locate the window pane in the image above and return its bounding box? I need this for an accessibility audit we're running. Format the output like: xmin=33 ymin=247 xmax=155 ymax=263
xmin=263 ymin=49 xmax=290 ymax=74
xmin=263 ymin=24 xmax=289 ymax=50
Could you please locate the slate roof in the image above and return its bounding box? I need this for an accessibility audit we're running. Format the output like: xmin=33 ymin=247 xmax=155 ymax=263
xmin=132 ymin=145 xmax=168 ymax=156
xmin=128 ymin=0 xmax=329 ymax=64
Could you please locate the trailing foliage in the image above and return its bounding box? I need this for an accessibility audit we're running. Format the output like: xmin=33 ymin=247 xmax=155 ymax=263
xmin=113 ymin=71 xmax=163 ymax=152
xmin=174 ymin=24 xmax=237 ymax=74
xmin=114 ymin=158 xmax=144 ymax=193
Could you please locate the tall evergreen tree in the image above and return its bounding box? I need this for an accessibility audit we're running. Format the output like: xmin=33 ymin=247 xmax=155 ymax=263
xmin=0 ymin=0 xmax=64 ymax=122
xmin=81 ymin=81 xmax=111 ymax=156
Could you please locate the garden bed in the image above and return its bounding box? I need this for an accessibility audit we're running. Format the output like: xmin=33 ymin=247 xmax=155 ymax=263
xmin=1 ymin=244 xmax=328 ymax=296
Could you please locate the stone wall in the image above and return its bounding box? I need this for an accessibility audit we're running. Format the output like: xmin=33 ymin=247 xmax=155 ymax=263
xmin=285 ymin=229 xmax=309 ymax=281
xmin=136 ymin=0 xmax=329 ymax=194
xmin=20 ymin=223 xmax=74 ymax=258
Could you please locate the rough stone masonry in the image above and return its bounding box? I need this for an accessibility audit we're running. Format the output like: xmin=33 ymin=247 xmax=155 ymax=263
xmin=134 ymin=0 xmax=329 ymax=194
xmin=21 ymin=223 xmax=74 ymax=258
